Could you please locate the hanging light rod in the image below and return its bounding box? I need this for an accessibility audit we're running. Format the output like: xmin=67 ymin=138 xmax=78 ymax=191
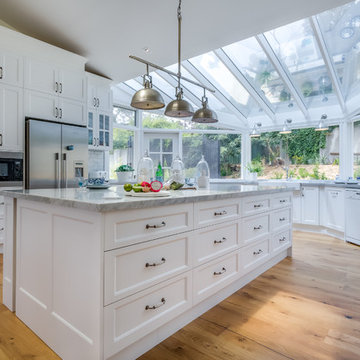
xmin=129 ymin=55 xmax=215 ymax=94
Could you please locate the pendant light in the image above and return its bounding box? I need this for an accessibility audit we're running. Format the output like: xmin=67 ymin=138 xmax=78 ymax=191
xmin=130 ymin=64 xmax=165 ymax=110
xmin=315 ymin=114 xmax=329 ymax=131
xmin=165 ymin=0 xmax=194 ymax=118
xmin=279 ymin=119 xmax=292 ymax=134
xmin=250 ymin=123 xmax=262 ymax=138
xmin=192 ymin=89 xmax=218 ymax=123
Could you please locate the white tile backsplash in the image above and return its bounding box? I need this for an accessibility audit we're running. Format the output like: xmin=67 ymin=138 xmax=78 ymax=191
xmin=88 ymin=150 xmax=105 ymax=176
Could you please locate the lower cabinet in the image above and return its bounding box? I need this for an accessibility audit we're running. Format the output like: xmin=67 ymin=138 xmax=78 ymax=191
xmin=323 ymin=188 xmax=344 ymax=232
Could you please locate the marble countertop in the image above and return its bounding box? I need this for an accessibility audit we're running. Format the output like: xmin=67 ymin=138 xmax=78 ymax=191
xmin=0 ymin=184 xmax=293 ymax=212
xmin=258 ymin=179 xmax=360 ymax=189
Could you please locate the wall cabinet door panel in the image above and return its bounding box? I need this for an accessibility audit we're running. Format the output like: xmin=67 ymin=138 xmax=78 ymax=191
xmin=301 ymin=187 xmax=319 ymax=225
xmin=324 ymin=188 xmax=344 ymax=232
xmin=25 ymin=59 xmax=57 ymax=95
xmin=59 ymin=98 xmax=86 ymax=126
xmin=59 ymin=69 xmax=85 ymax=102
xmin=0 ymin=51 xmax=23 ymax=87
xmin=24 ymin=90 xmax=57 ymax=121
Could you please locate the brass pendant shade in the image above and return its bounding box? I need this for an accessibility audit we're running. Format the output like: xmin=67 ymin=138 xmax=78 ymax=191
xmin=130 ymin=74 xmax=165 ymax=110
xmin=192 ymin=95 xmax=218 ymax=123
xmin=165 ymin=89 xmax=194 ymax=117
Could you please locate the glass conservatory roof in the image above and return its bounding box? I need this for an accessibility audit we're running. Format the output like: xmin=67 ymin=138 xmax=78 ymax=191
xmin=115 ymin=0 xmax=360 ymax=132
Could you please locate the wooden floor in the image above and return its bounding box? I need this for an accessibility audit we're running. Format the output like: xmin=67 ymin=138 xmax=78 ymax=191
xmin=0 ymin=231 xmax=359 ymax=360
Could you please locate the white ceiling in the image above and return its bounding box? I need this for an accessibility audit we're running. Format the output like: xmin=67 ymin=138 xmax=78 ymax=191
xmin=0 ymin=0 xmax=351 ymax=83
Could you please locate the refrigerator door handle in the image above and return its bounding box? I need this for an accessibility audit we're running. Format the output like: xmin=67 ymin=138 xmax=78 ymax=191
xmin=62 ymin=153 xmax=67 ymax=188
xmin=55 ymin=153 xmax=60 ymax=188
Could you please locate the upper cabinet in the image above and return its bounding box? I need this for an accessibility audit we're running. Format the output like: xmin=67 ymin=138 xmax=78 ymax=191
xmin=24 ymin=58 xmax=86 ymax=126
xmin=86 ymin=73 xmax=113 ymax=151
xmin=0 ymin=51 xmax=23 ymax=87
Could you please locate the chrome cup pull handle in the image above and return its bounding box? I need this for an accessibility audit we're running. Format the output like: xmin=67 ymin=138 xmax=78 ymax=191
xmin=253 ymin=225 xmax=262 ymax=230
xmin=0 ymin=227 xmax=4 ymax=231
xmin=280 ymin=199 xmax=286 ymax=203
xmin=279 ymin=236 xmax=286 ymax=242
xmin=146 ymin=221 xmax=166 ymax=229
xmin=214 ymin=237 xmax=227 ymax=244
xmin=213 ymin=267 xmax=226 ymax=276
xmin=145 ymin=257 xmax=166 ymax=267
xmin=253 ymin=204 xmax=262 ymax=208
xmin=145 ymin=297 xmax=166 ymax=310
xmin=214 ymin=210 xmax=227 ymax=216
xmin=279 ymin=217 xmax=286 ymax=222
xmin=0 ymin=66 xmax=3 ymax=79
xmin=253 ymin=249 xmax=263 ymax=255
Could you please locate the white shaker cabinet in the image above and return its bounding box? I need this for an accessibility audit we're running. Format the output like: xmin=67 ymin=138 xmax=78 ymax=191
xmin=323 ymin=188 xmax=344 ymax=232
xmin=0 ymin=51 xmax=23 ymax=87
xmin=0 ymin=84 xmax=24 ymax=151
xmin=292 ymin=190 xmax=301 ymax=223
xmin=301 ymin=186 xmax=319 ymax=225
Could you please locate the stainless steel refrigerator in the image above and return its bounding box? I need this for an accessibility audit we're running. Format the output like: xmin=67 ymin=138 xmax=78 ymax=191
xmin=25 ymin=119 xmax=88 ymax=189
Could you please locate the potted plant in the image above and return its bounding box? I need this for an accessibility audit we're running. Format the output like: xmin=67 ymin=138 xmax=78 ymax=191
xmin=246 ymin=160 xmax=264 ymax=180
xmin=115 ymin=164 xmax=134 ymax=183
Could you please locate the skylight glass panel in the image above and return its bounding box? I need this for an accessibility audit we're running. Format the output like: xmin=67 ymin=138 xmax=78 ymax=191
xmin=265 ymin=19 xmax=334 ymax=104
xmin=124 ymin=78 xmax=143 ymax=91
xmin=189 ymin=51 xmax=254 ymax=116
xmin=223 ymin=37 xmax=294 ymax=107
xmin=316 ymin=1 xmax=360 ymax=96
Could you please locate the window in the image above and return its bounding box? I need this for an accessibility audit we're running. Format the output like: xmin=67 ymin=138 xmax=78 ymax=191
xmin=109 ymin=107 xmax=136 ymax=179
xmin=182 ymin=133 xmax=241 ymax=179
xmin=354 ymin=121 xmax=360 ymax=179
xmin=251 ymin=127 xmax=339 ymax=180
xmin=144 ymin=133 xmax=179 ymax=181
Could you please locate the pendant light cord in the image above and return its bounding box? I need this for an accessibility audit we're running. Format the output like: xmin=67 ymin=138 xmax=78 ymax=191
xmin=177 ymin=0 xmax=182 ymax=91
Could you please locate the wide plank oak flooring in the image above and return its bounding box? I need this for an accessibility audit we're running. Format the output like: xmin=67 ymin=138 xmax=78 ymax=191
xmin=0 ymin=231 xmax=359 ymax=359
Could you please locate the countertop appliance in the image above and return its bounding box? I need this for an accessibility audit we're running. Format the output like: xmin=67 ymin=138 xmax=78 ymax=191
xmin=345 ymin=189 xmax=360 ymax=245
xmin=0 ymin=152 xmax=23 ymax=187
xmin=25 ymin=119 xmax=88 ymax=189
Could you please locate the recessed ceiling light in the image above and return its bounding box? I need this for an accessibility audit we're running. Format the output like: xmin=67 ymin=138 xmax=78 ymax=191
xmin=340 ymin=27 xmax=355 ymax=39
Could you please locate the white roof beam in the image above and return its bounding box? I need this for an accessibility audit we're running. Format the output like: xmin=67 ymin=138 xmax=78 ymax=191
xmin=310 ymin=16 xmax=346 ymax=113
xmin=214 ymin=49 xmax=277 ymax=124
xmin=183 ymin=60 xmax=249 ymax=128
xmin=256 ymin=34 xmax=309 ymax=119
xmin=155 ymin=71 xmax=202 ymax=108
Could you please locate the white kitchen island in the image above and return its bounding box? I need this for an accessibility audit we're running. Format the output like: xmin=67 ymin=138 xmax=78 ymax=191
xmin=2 ymin=185 xmax=293 ymax=360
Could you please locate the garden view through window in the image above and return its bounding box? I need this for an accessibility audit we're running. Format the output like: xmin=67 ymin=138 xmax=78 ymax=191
xmin=250 ymin=126 xmax=340 ymax=180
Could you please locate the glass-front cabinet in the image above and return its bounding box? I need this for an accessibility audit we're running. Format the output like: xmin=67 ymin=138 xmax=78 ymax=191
xmin=88 ymin=110 xmax=112 ymax=150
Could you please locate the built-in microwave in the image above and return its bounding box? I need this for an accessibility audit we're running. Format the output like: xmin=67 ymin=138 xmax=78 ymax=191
xmin=0 ymin=152 xmax=23 ymax=186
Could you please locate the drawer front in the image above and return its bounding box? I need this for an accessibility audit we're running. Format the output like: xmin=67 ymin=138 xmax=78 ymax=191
xmin=271 ymin=193 xmax=292 ymax=209
xmin=271 ymin=228 xmax=291 ymax=253
xmin=242 ymin=238 xmax=270 ymax=273
xmin=193 ymin=221 xmax=239 ymax=265
xmin=194 ymin=198 xmax=240 ymax=228
xmin=271 ymin=208 xmax=291 ymax=231
xmin=104 ymin=233 xmax=191 ymax=305
xmin=104 ymin=272 xmax=192 ymax=358
xmin=242 ymin=213 xmax=270 ymax=245
xmin=193 ymin=252 xmax=239 ymax=304
xmin=104 ymin=203 xmax=193 ymax=250
xmin=242 ymin=196 xmax=270 ymax=216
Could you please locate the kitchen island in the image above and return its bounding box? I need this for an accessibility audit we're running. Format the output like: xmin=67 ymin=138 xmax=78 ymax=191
xmin=2 ymin=185 xmax=293 ymax=360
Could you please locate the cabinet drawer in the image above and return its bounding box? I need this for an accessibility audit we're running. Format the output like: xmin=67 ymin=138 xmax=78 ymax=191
xmin=271 ymin=193 xmax=292 ymax=209
xmin=193 ymin=252 xmax=239 ymax=304
xmin=242 ymin=213 xmax=270 ymax=245
xmin=271 ymin=208 xmax=291 ymax=231
xmin=242 ymin=238 xmax=270 ymax=273
xmin=104 ymin=233 xmax=191 ymax=305
xmin=242 ymin=196 xmax=270 ymax=216
xmin=271 ymin=228 xmax=291 ymax=253
xmin=194 ymin=198 xmax=240 ymax=228
xmin=104 ymin=272 xmax=192 ymax=358
xmin=193 ymin=221 xmax=239 ymax=265
xmin=104 ymin=203 xmax=193 ymax=250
